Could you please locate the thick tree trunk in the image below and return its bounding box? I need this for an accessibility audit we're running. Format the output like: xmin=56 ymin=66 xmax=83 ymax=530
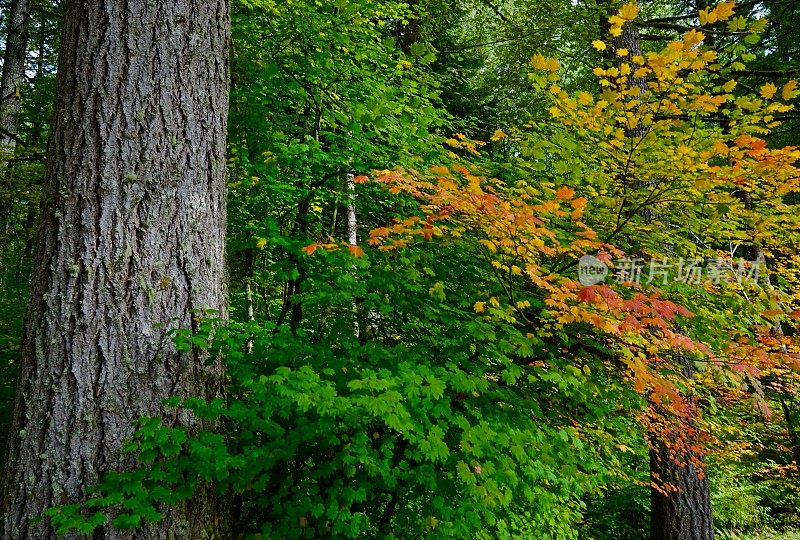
xmin=1 ymin=0 xmax=230 ymax=537
xmin=0 ymin=0 xmax=31 ymax=151
xmin=649 ymin=358 xmax=714 ymax=540
xmin=649 ymin=428 xmax=714 ymax=540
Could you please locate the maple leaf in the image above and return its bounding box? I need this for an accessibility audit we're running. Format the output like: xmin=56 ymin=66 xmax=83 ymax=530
xmin=545 ymin=58 xmax=561 ymax=72
xmin=370 ymin=226 xmax=391 ymax=238
xmin=618 ymin=3 xmax=639 ymax=21
xmin=577 ymin=287 xmax=599 ymax=304
xmin=760 ymin=82 xmax=777 ymax=99
xmin=348 ymin=244 xmax=365 ymax=258
xmin=722 ymin=80 xmax=737 ymax=93
xmin=591 ymin=40 xmax=607 ymax=51
xmin=698 ymin=8 xmax=714 ymax=25
xmin=555 ymin=186 xmax=575 ymax=200
xmin=714 ymin=1 xmax=736 ymax=21
xmin=782 ymin=80 xmax=799 ymax=100
xmin=531 ymin=54 xmax=548 ymax=70
xmin=490 ymin=129 xmax=507 ymax=141
xmin=683 ymin=29 xmax=705 ymax=48
xmin=578 ymin=92 xmax=593 ymax=105
xmin=302 ymin=244 xmax=319 ymax=256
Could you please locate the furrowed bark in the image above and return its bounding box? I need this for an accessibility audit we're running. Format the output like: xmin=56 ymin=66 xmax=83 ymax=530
xmin=0 ymin=0 xmax=32 ymax=151
xmin=649 ymin=358 xmax=714 ymax=540
xmin=2 ymin=0 xmax=230 ymax=537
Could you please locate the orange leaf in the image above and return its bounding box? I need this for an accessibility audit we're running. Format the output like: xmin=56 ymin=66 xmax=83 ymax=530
xmin=348 ymin=244 xmax=365 ymax=257
xmin=555 ymin=186 xmax=576 ymax=200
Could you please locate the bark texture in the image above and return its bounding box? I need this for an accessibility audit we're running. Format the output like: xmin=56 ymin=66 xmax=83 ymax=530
xmin=649 ymin=358 xmax=714 ymax=540
xmin=1 ymin=0 xmax=230 ymax=537
xmin=649 ymin=433 xmax=714 ymax=540
xmin=0 ymin=0 xmax=31 ymax=150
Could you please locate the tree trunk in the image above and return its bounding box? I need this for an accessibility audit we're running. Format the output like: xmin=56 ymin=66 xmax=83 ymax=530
xmin=0 ymin=0 xmax=32 ymax=151
xmin=0 ymin=0 xmax=33 ymax=275
xmin=1 ymin=0 xmax=230 ymax=537
xmin=595 ymin=4 xmax=715 ymax=536
xmin=649 ymin=357 xmax=714 ymax=540
xmin=650 ymin=446 xmax=714 ymax=540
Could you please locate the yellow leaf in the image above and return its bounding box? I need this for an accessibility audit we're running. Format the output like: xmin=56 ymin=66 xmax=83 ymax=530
xmin=474 ymin=301 xmax=486 ymax=313
xmin=782 ymin=80 xmax=799 ymax=100
xmin=722 ymin=80 xmax=737 ymax=92
xmin=592 ymin=40 xmax=607 ymax=51
xmin=608 ymin=15 xmax=626 ymax=26
xmin=616 ymin=48 xmax=630 ymax=57
xmin=479 ymin=239 xmax=497 ymax=252
xmin=549 ymin=85 xmax=562 ymax=95
xmin=609 ymin=26 xmax=623 ymax=37
xmin=760 ymin=82 xmax=777 ymax=99
xmin=490 ymin=129 xmax=508 ymax=141
xmin=256 ymin=238 xmax=267 ymax=250
xmin=683 ymin=29 xmax=705 ymax=47
xmin=531 ymin=54 xmax=548 ymax=70
xmin=618 ymin=2 xmax=639 ymax=21
xmin=578 ymin=91 xmax=593 ymax=105
xmin=714 ymin=1 xmax=736 ymax=21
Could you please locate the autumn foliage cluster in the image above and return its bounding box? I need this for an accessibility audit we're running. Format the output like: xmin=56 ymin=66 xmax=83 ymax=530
xmin=6 ymin=0 xmax=800 ymax=538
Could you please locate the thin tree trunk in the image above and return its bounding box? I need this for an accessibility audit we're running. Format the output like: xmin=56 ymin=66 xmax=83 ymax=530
xmin=346 ymin=173 xmax=357 ymax=247
xmin=0 ymin=0 xmax=32 ymax=151
xmin=0 ymin=0 xmax=32 ymax=276
xmin=1 ymin=0 xmax=230 ymax=537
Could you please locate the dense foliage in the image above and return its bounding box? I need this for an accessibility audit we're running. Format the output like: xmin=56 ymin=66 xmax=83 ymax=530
xmin=2 ymin=0 xmax=800 ymax=538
